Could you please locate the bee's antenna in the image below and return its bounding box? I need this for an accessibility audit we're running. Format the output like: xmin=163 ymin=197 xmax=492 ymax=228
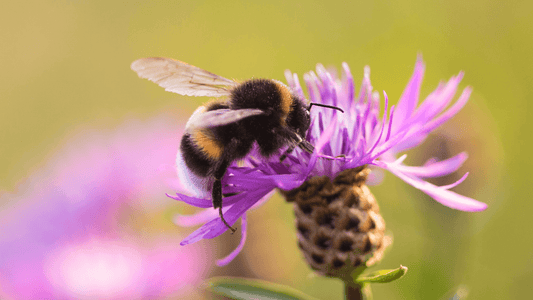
xmin=308 ymin=103 xmax=344 ymax=113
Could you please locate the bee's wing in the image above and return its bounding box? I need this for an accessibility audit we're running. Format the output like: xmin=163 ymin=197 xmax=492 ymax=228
xmin=186 ymin=108 xmax=264 ymax=132
xmin=131 ymin=57 xmax=238 ymax=97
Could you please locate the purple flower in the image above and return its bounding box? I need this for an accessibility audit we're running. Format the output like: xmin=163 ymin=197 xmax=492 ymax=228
xmin=172 ymin=56 xmax=487 ymax=265
xmin=0 ymin=114 xmax=211 ymax=299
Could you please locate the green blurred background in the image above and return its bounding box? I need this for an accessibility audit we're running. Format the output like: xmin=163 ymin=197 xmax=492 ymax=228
xmin=1 ymin=0 xmax=531 ymax=299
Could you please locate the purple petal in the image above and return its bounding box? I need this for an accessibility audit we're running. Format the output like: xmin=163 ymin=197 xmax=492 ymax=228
xmin=226 ymin=173 xmax=271 ymax=186
xmin=272 ymin=175 xmax=305 ymax=190
xmin=393 ymin=154 xmax=408 ymax=165
xmin=179 ymin=189 xmax=269 ymax=244
xmin=307 ymin=117 xmax=338 ymax=174
xmin=412 ymin=73 xmax=464 ymax=124
xmin=285 ymin=70 xmax=306 ymax=101
xmin=341 ymin=62 xmax=355 ymax=108
xmin=167 ymin=193 xmax=212 ymax=208
xmin=365 ymin=91 xmax=389 ymax=157
xmin=370 ymin=124 xmax=412 ymax=162
xmin=216 ymin=214 xmax=247 ymax=266
xmin=392 ymin=152 xmax=468 ymax=178
xmin=180 ymin=217 xmax=220 ymax=245
xmin=203 ymin=189 xmax=272 ymax=239
xmin=394 ymin=56 xmax=425 ymax=128
xmin=421 ymin=87 xmax=472 ymax=134
xmin=388 ymin=132 xmax=427 ymax=154
xmin=357 ymin=66 xmax=372 ymax=106
xmin=440 ymin=172 xmax=469 ymax=190
xmin=384 ymin=104 xmax=395 ymax=142
xmin=304 ymin=73 xmax=320 ymax=104
xmin=284 ymin=70 xmax=295 ymax=87
xmin=292 ymin=73 xmax=306 ymax=101
xmin=382 ymin=162 xmax=487 ymax=212
xmin=339 ymin=127 xmax=350 ymax=154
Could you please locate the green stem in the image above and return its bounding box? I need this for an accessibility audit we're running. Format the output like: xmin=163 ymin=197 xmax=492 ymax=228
xmin=344 ymin=281 xmax=372 ymax=300
xmin=344 ymin=282 xmax=363 ymax=300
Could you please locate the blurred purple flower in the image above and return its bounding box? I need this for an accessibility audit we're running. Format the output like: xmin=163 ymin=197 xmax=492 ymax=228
xmin=0 ymin=114 xmax=211 ymax=299
xmin=172 ymin=56 xmax=487 ymax=265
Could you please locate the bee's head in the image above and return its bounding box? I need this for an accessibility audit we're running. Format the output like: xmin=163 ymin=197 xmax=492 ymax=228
xmin=286 ymin=95 xmax=311 ymax=137
xmin=287 ymin=96 xmax=344 ymax=138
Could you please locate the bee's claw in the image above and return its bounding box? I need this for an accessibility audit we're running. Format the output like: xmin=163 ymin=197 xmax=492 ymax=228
xmin=218 ymin=207 xmax=237 ymax=233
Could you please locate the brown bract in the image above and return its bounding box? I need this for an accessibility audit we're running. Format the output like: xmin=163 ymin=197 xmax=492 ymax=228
xmin=280 ymin=166 xmax=389 ymax=278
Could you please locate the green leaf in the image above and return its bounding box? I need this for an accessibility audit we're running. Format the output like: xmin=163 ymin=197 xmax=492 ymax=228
xmin=354 ymin=265 xmax=408 ymax=284
xmin=205 ymin=276 xmax=321 ymax=300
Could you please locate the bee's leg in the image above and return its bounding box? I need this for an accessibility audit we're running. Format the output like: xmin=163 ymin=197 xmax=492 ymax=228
xmin=297 ymin=139 xmax=315 ymax=154
xmin=280 ymin=128 xmax=315 ymax=156
xmin=280 ymin=128 xmax=343 ymax=160
xmin=212 ymin=158 xmax=237 ymax=233
xmin=279 ymin=144 xmax=296 ymax=162
xmin=292 ymin=132 xmax=315 ymax=154
xmin=212 ymin=179 xmax=236 ymax=233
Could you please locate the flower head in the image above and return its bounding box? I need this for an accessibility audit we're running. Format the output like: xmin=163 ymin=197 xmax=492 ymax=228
xmin=172 ymin=56 xmax=487 ymax=265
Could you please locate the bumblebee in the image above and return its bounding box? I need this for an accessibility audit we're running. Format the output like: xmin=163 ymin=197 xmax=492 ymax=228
xmin=131 ymin=57 xmax=342 ymax=232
